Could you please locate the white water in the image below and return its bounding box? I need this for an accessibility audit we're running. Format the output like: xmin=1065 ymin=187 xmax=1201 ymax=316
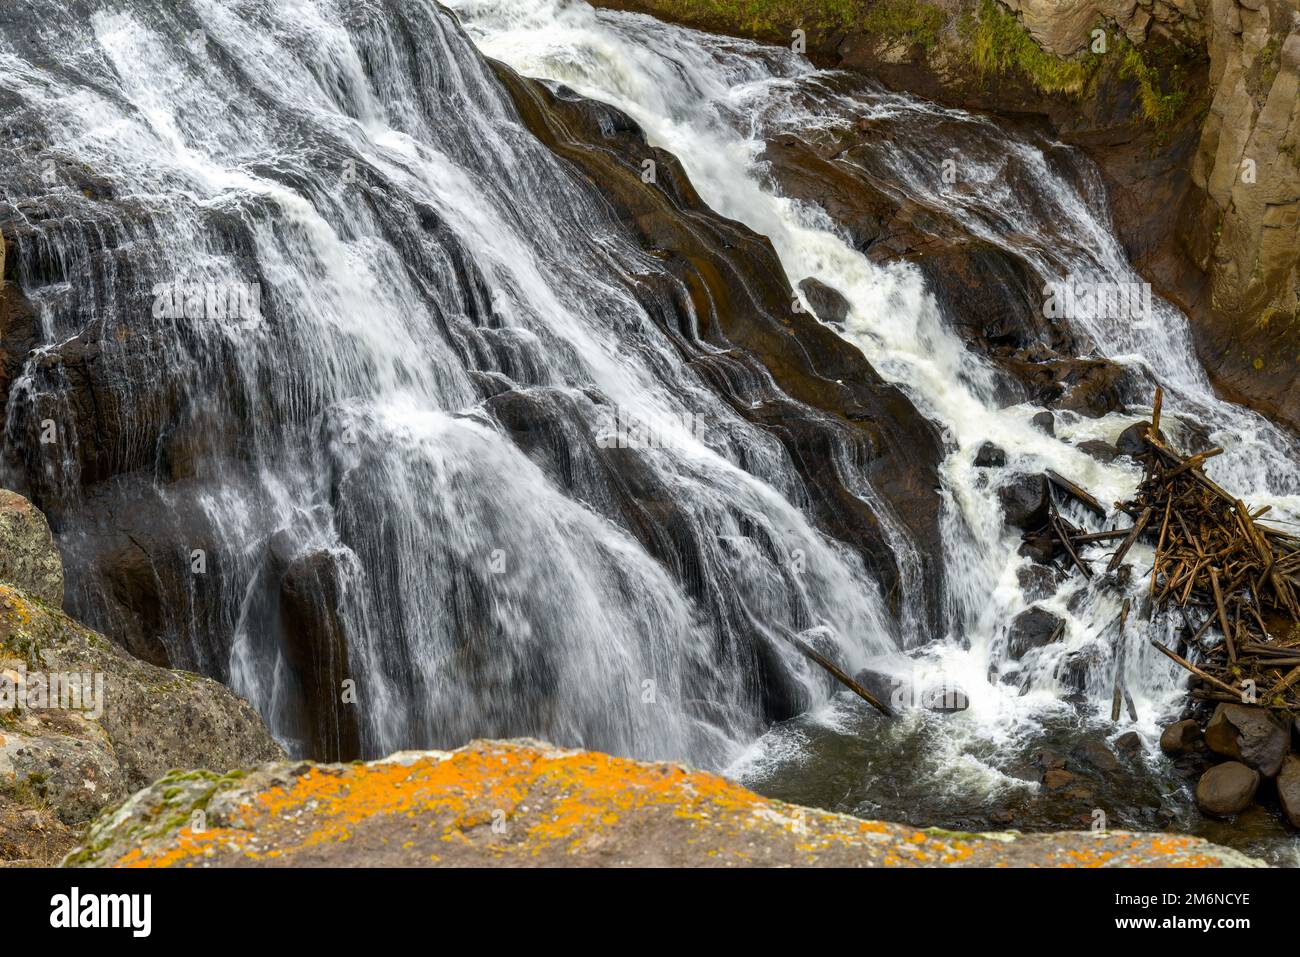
xmin=448 ymin=0 xmax=1300 ymax=792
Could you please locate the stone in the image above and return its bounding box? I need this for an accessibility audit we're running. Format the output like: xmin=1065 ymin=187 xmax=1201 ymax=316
xmin=1276 ymin=754 xmax=1300 ymax=829
xmin=797 ymin=277 xmax=851 ymax=324
xmin=1194 ymin=761 xmax=1259 ymax=816
xmin=1113 ymin=731 xmax=1143 ymax=755
xmin=974 ymin=441 xmax=1007 ymax=468
xmin=0 ymin=489 xmax=63 ymax=608
xmin=1007 ymin=606 xmax=1065 ymax=659
xmin=1160 ymin=718 xmax=1203 ymax=754
xmin=0 ymin=575 xmax=284 ymax=849
xmin=63 ymin=739 xmax=1265 ymax=867
xmin=1076 ymin=439 xmax=1119 ymax=463
xmin=1204 ymin=703 xmax=1289 ymax=777
xmin=1117 ymin=420 xmax=1159 ymax=458
xmin=998 ymin=474 xmax=1051 ymax=530
xmin=1031 ymin=410 xmax=1056 ymax=436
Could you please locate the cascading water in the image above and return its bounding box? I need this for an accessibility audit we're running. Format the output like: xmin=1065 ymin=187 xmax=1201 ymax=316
xmin=0 ymin=0 xmax=905 ymax=768
xmin=2 ymin=0 xmax=1296 ymax=861
xmin=448 ymin=0 xmax=1300 ymax=859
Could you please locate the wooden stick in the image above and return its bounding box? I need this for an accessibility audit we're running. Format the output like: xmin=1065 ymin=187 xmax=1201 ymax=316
xmin=786 ymin=633 xmax=893 ymax=717
xmin=1150 ymin=640 xmax=1242 ymax=699
xmin=1209 ymin=567 xmax=1237 ymax=664
xmin=1108 ymin=506 xmax=1154 ymax=573
xmin=1045 ymin=470 xmax=1107 ymax=518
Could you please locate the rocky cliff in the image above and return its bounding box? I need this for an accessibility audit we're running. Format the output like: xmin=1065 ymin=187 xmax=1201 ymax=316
xmin=0 ymin=489 xmax=284 ymax=866
xmin=591 ymin=0 xmax=1300 ymax=430
xmin=65 ymin=737 xmax=1262 ymax=867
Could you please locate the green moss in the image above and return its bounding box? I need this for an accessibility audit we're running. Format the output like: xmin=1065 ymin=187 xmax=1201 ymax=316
xmin=1117 ymin=41 xmax=1189 ymax=129
xmin=970 ymin=0 xmax=1097 ymax=95
xmin=861 ymin=0 xmax=947 ymax=50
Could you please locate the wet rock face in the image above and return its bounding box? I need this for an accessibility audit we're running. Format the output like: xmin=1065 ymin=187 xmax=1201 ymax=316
xmin=65 ymin=738 xmax=1264 ymax=868
xmin=0 ymin=488 xmax=63 ymax=608
xmin=1204 ymin=703 xmax=1290 ymax=778
xmin=798 ymin=277 xmax=852 ymax=324
xmin=998 ymin=474 xmax=1051 ymax=530
xmin=1195 ymin=761 xmax=1260 ymax=817
xmin=1006 ymin=605 xmax=1065 ymax=659
xmin=494 ymin=67 xmax=947 ymax=625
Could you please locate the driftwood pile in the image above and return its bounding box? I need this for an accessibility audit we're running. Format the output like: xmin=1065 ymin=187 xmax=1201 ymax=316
xmin=1042 ymin=389 xmax=1300 ymax=717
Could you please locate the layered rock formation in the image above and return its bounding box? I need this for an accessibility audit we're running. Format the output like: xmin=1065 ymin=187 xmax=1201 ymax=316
xmin=591 ymin=0 xmax=1300 ymax=430
xmin=65 ymin=737 xmax=1262 ymax=867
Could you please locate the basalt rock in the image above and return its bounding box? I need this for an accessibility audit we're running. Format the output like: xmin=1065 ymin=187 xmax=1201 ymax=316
xmin=975 ymin=441 xmax=1008 ymax=468
xmin=998 ymin=473 xmax=1052 ymax=530
xmin=798 ymin=277 xmax=852 ymax=324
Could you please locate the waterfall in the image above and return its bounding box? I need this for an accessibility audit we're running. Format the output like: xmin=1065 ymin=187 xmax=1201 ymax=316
xmin=446 ymin=0 xmax=1300 ymax=820
xmin=0 ymin=0 xmax=914 ymax=768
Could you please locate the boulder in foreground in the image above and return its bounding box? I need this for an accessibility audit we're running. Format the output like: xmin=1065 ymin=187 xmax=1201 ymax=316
xmin=67 ymin=739 xmax=1262 ymax=868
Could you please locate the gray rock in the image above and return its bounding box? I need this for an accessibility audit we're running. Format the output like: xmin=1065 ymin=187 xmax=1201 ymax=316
xmin=0 ymin=489 xmax=63 ymax=608
xmin=1076 ymin=439 xmax=1119 ymax=463
xmin=1031 ymin=410 xmax=1056 ymax=436
xmin=1204 ymin=704 xmax=1289 ymax=777
xmin=1195 ymin=761 xmax=1259 ymax=817
xmin=974 ymin=442 xmax=1007 ymax=468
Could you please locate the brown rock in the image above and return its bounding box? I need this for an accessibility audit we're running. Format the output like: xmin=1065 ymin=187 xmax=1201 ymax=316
xmin=1160 ymin=718 xmax=1203 ymax=754
xmin=1277 ymin=754 xmax=1300 ymax=829
xmin=1195 ymin=761 xmax=1259 ymax=817
xmin=1204 ymin=704 xmax=1289 ymax=777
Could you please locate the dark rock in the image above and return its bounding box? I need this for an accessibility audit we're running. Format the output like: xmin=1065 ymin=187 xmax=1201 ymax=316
xmin=1113 ymin=731 xmax=1143 ymax=755
xmin=1116 ymin=420 xmax=1166 ymax=458
xmin=974 ymin=441 xmax=1007 ymax=468
xmin=797 ymin=277 xmax=851 ymax=324
xmin=1075 ymin=737 xmax=1121 ymax=774
xmin=1194 ymin=761 xmax=1259 ymax=817
xmin=1006 ymin=606 xmax=1065 ymax=659
xmin=1016 ymin=564 xmax=1063 ymax=602
xmin=1204 ymin=704 xmax=1289 ymax=777
xmin=1031 ymin=411 xmax=1056 ymax=436
xmin=1042 ymin=767 xmax=1075 ymax=789
xmin=1076 ymin=439 xmax=1119 ymax=463
xmin=998 ymin=474 xmax=1051 ymax=530
xmin=1159 ymin=719 xmax=1203 ymax=755
xmin=1277 ymin=755 xmax=1300 ymax=829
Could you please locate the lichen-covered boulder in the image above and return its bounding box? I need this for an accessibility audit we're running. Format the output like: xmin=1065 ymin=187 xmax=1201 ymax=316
xmin=0 ymin=579 xmax=284 ymax=863
xmin=65 ymin=739 xmax=1263 ymax=868
xmin=0 ymin=488 xmax=63 ymax=608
